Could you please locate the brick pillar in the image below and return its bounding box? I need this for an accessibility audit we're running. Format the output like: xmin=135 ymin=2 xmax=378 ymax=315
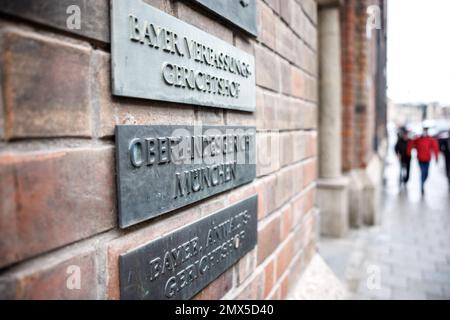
xmin=348 ymin=0 xmax=382 ymax=226
xmin=317 ymin=0 xmax=349 ymax=238
xmin=341 ymin=0 xmax=355 ymax=173
xmin=354 ymin=0 xmax=369 ymax=169
xmin=340 ymin=0 xmax=364 ymax=228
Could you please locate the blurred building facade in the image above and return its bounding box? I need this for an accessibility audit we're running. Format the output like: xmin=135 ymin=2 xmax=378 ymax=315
xmin=389 ymin=101 xmax=450 ymax=128
xmin=317 ymin=0 xmax=388 ymax=237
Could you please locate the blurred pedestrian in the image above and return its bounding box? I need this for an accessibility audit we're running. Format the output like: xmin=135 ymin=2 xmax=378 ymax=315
xmin=407 ymin=127 xmax=440 ymax=195
xmin=395 ymin=127 xmax=411 ymax=187
xmin=439 ymin=129 xmax=450 ymax=190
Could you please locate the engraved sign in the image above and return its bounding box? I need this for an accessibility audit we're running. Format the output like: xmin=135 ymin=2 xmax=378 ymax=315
xmin=111 ymin=0 xmax=256 ymax=112
xmin=120 ymin=195 xmax=257 ymax=300
xmin=116 ymin=125 xmax=256 ymax=228
xmin=189 ymin=0 xmax=257 ymax=36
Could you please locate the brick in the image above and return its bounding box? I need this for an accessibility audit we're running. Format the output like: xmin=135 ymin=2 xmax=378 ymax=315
xmin=258 ymin=1 xmax=276 ymax=49
xmin=287 ymin=100 xmax=303 ymax=131
xmin=291 ymin=66 xmax=306 ymax=98
xmin=275 ymin=20 xmax=295 ymax=64
xmin=300 ymin=213 xmax=316 ymax=254
xmin=303 ymin=159 xmax=317 ymax=188
xmin=304 ymin=239 xmax=316 ymax=263
xmin=193 ymin=268 xmax=233 ymax=300
xmin=2 ymin=30 xmax=92 ymax=139
xmin=275 ymin=167 xmax=294 ymax=208
xmin=257 ymin=215 xmax=281 ymax=264
xmin=276 ymin=96 xmax=291 ymax=130
xmin=255 ymin=45 xmax=280 ymax=92
xmin=275 ymin=286 xmax=283 ymax=300
xmin=92 ymin=51 xmax=195 ymax=138
xmin=279 ymin=0 xmax=294 ymax=26
xmin=304 ymin=75 xmax=318 ymax=103
xmin=301 ymin=103 xmax=318 ymax=129
xmin=234 ymin=34 xmax=254 ymax=56
xmin=235 ymin=271 xmax=264 ymax=300
xmin=299 ymin=225 xmax=310 ymax=253
xmin=268 ymin=285 xmax=282 ymax=300
xmin=255 ymin=90 xmax=266 ymax=129
xmin=290 ymin=162 xmax=304 ymax=195
xmin=0 ymin=99 xmax=4 ymax=140
xmin=257 ymin=89 xmax=279 ymax=130
xmin=294 ymin=35 xmax=305 ymax=69
xmin=280 ymin=205 xmax=293 ymax=241
xmin=305 ymin=131 xmax=318 ymax=158
xmin=264 ymin=0 xmax=280 ymax=14
xmin=303 ymin=187 xmax=316 ymax=214
xmin=280 ymin=132 xmax=293 ymax=167
xmin=196 ymin=107 xmax=224 ymax=125
xmin=117 ymin=104 xmax=196 ymax=136
xmin=236 ymin=249 xmax=256 ymax=285
xmin=288 ymin=253 xmax=304 ymax=286
xmin=255 ymin=175 xmax=277 ymax=220
xmin=292 ymin=227 xmax=303 ymax=258
xmin=0 ymin=0 xmax=110 ymax=43
xmin=0 ymin=146 xmax=115 ymax=268
xmin=310 ymin=77 xmax=319 ymax=102
xmin=263 ymin=259 xmax=275 ymax=298
xmin=256 ymin=131 xmax=280 ymax=177
xmin=304 ymin=77 xmax=312 ymax=101
xmin=280 ymin=59 xmax=292 ymax=96
xmin=227 ymin=184 xmax=257 ymax=205
xmin=292 ymin=3 xmax=306 ymax=40
xmin=276 ymin=236 xmax=294 ymax=279
xmin=286 ymin=99 xmax=302 ymax=130
xmin=307 ymin=46 xmax=318 ymax=75
xmin=200 ymin=194 xmax=228 ymax=216
xmin=263 ymin=99 xmax=279 ymax=130
xmin=143 ymin=0 xmax=177 ymax=16
xmin=304 ymin=17 xmax=318 ymax=50
xmin=280 ymin=274 xmax=290 ymax=299
xmin=300 ymin=11 xmax=310 ymax=43
xmin=300 ymin=0 xmax=318 ymax=25
xmin=0 ymin=247 xmax=98 ymax=299
xmin=177 ymin=2 xmax=233 ymax=44
xmin=292 ymin=194 xmax=305 ymax=228
xmin=225 ymin=110 xmax=256 ymax=127
xmin=292 ymin=131 xmax=306 ymax=162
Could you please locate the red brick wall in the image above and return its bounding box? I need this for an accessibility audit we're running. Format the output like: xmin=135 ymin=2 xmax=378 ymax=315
xmin=340 ymin=0 xmax=383 ymax=172
xmin=341 ymin=0 xmax=356 ymax=172
xmin=0 ymin=0 xmax=319 ymax=299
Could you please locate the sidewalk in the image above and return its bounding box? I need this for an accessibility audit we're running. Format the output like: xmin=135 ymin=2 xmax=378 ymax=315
xmin=319 ymin=144 xmax=450 ymax=299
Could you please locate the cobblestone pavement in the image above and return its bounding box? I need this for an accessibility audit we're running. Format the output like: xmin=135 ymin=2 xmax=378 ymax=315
xmin=319 ymin=135 xmax=450 ymax=300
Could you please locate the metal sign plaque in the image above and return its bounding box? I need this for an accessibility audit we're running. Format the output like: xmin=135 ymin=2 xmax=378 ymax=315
xmin=188 ymin=0 xmax=257 ymax=37
xmin=111 ymin=0 xmax=256 ymax=112
xmin=120 ymin=195 xmax=257 ymax=300
xmin=116 ymin=125 xmax=256 ymax=228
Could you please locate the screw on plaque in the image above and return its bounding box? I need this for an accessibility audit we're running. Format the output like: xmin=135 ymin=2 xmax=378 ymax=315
xmin=240 ymin=0 xmax=249 ymax=8
xmin=234 ymin=235 xmax=240 ymax=249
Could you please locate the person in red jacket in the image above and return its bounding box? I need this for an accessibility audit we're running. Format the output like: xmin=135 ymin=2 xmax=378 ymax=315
xmin=407 ymin=127 xmax=440 ymax=195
